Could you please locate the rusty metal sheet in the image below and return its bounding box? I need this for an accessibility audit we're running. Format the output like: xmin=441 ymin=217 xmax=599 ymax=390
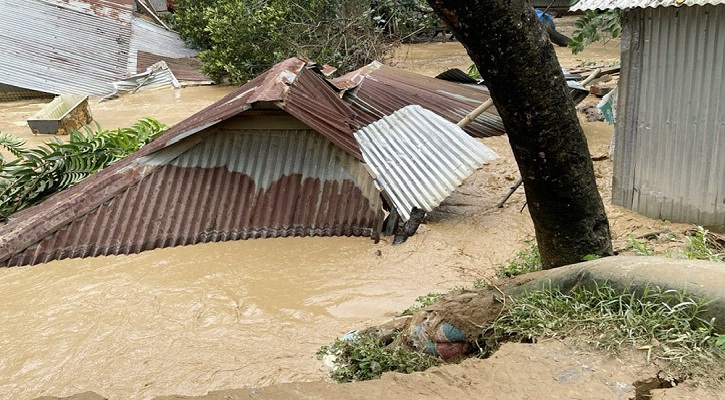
xmin=4 ymin=128 xmax=381 ymax=267
xmin=355 ymin=105 xmax=498 ymax=221
xmin=137 ymin=51 xmax=210 ymax=83
xmin=331 ymin=62 xmax=506 ymax=138
xmin=0 ymin=57 xmax=380 ymax=267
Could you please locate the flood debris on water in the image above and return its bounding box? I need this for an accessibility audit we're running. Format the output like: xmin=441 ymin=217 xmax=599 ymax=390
xmin=0 ymin=57 xmax=504 ymax=267
xmin=26 ymin=95 xmax=93 ymax=135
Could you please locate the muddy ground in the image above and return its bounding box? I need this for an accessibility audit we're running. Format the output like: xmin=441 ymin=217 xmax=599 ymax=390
xmin=1 ymin=16 xmax=721 ymax=400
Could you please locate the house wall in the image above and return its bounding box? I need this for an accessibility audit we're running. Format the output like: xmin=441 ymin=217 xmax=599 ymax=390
xmin=5 ymin=115 xmax=382 ymax=267
xmin=613 ymin=4 xmax=725 ymax=226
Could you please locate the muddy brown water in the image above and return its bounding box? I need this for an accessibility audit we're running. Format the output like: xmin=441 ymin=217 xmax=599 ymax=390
xmin=0 ymin=29 xmax=625 ymax=399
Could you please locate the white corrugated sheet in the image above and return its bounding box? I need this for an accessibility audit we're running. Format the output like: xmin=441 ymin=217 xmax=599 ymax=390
xmin=355 ymin=105 xmax=499 ymax=221
xmin=105 ymin=61 xmax=180 ymax=100
xmin=612 ymin=4 xmax=725 ymax=226
xmin=571 ymin=0 xmax=725 ymax=10
xmin=128 ymin=17 xmax=198 ymax=75
xmin=0 ymin=0 xmax=131 ymax=95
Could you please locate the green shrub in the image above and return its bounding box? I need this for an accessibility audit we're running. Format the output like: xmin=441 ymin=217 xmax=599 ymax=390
xmin=318 ymin=334 xmax=440 ymax=382
xmin=498 ymin=239 xmax=542 ymax=278
xmin=0 ymin=118 xmax=166 ymax=220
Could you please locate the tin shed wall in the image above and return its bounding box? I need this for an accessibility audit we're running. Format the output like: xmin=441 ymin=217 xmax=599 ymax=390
xmin=5 ymin=117 xmax=382 ymax=267
xmin=613 ymin=5 xmax=725 ymax=226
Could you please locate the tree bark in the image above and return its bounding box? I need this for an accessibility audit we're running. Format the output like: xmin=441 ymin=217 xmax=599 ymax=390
xmin=427 ymin=0 xmax=613 ymax=268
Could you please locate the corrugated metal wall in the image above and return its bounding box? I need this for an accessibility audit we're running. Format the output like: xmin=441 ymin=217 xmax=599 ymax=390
xmin=5 ymin=122 xmax=382 ymax=266
xmin=613 ymin=4 xmax=725 ymax=226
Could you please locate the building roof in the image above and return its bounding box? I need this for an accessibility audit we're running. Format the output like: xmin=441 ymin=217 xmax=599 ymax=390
xmin=571 ymin=0 xmax=725 ymax=11
xmin=355 ymin=105 xmax=498 ymax=221
xmin=0 ymin=57 xmax=364 ymax=266
xmin=0 ymin=0 xmax=201 ymax=95
xmin=332 ymin=62 xmax=506 ymax=139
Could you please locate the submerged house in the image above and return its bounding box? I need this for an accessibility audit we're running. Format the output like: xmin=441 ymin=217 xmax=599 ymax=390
xmin=0 ymin=58 xmax=502 ymax=267
xmin=0 ymin=0 xmax=207 ymax=98
xmin=571 ymin=0 xmax=725 ymax=226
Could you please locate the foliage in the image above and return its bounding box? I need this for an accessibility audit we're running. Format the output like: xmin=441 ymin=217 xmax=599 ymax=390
xmin=625 ymin=234 xmax=654 ymax=256
xmin=498 ymin=239 xmax=542 ymax=278
xmin=401 ymin=291 xmax=441 ymax=315
xmin=318 ymin=333 xmax=440 ymax=382
xmin=483 ymin=284 xmax=725 ymax=379
xmin=0 ymin=118 xmax=167 ymax=221
xmin=569 ymin=10 xmax=622 ymax=54
xmin=680 ymin=226 xmax=724 ymax=262
xmin=170 ymin=0 xmax=440 ymax=84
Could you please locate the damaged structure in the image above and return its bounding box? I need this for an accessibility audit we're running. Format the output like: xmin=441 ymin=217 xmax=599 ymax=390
xmin=0 ymin=58 xmax=502 ymax=267
xmin=572 ymin=0 xmax=725 ymax=227
xmin=0 ymin=0 xmax=208 ymax=98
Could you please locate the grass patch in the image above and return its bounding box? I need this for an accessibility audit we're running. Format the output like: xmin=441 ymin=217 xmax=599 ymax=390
xmin=620 ymin=226 xmax=724 ymax=262
xmin=680 ymin=226 xmax=724 ymax=262
xmin=317 ymin=334 xmax=440 ymax=382
xmin=498 ymin=239 xmax=542 ymax=278
xmin=482 ymin=284 xmax=725 ymax=381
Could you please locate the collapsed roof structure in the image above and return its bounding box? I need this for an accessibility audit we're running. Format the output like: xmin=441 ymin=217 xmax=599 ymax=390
xmin=0 ymin=58 xmax=505 ymax=267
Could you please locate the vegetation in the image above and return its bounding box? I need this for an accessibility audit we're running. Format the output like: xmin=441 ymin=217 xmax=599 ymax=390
xmin=317 ymin=334 xmax=440 ymax=382
xmin=169 ymin=0 xmax=440 ymax=84
xmin=483 ymin=284 xmax=725 ymax=380
xmin=569 ymin=10 xmax=622 ymax=54
xmin=0 ymin=118 xmax=167 ymax=221
xmin=401 ymin=291 xmax=442 ymax=315
xmin=498 ymin=239 xmax=543 ymax=278
xmin=620 ymin=227 xmax=724 ymax=262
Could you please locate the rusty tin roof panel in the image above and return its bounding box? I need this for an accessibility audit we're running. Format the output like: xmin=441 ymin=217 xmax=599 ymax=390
xmin=571 ymin=0 xmax=725 ymax=10
xmin=137 ymin=51 xmax=209 ymax=83
xmin=332 ymin=62 xmax=506 ymax=138
xmin=0 ymin=58 xmax=374 ymax=266
xmin=4 ymin=128 xmax=381 ymax=267
xmin=355 ymin=105 xmax=499 ymax=221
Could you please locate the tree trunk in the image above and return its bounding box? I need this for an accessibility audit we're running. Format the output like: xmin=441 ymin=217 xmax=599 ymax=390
xmin=427 ymin=0 xmax=613 ymax=268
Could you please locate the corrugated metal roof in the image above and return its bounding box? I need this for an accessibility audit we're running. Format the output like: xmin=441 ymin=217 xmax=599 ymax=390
xmin=0 ymin=57 xmax=378 ymax=267
xmin=612 ymin=5 xmax=725 ymax=226
xmin=571 ymin=0 xmax=725 ymax=10
xmin=4 ymin=127 xmax=381 ymax=267
xmin=355 ymin=105 xmax=499 ymax=221
xmin=0 ymin=0 xmax=196 ymax=96
xmin=127 ymin=17 xmax=199 ymax=75
xmin=137 ymin=51 xmax=210 ymax=83
xmin=332 ymin=62 xmax=507 ymax=139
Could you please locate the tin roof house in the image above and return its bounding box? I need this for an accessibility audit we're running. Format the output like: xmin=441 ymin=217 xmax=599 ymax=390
xmin=0 ymin=58 xmax=501 ymax=267
xmin=0 ymin=0 xmax=207 ymax=98
xmin=571 ymin=0 xmax=725 ymax=227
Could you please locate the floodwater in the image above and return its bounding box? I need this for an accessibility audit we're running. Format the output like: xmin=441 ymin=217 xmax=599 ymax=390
xmin=0 ymin=26 xmax=616 ymax=398
xmin=0 ymin=86 xmax=235 ymax=158
xmin=0 ymin=216 xmax=530 ymax=399
xmin=0 ymin=84 xmax=535 ymax=399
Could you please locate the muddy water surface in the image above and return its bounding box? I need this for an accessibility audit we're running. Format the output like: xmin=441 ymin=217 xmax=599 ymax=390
xmin=0 ymin=210 xmax=530 ymax=400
